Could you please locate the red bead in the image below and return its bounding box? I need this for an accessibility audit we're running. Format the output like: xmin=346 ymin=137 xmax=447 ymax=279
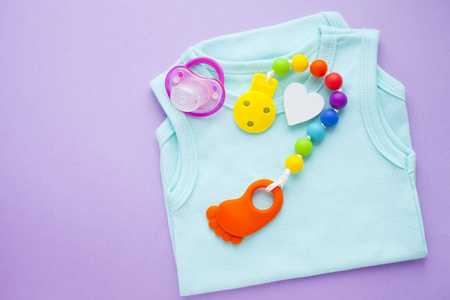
xmin=310 ymin=59 xmax=328 ymax=77
xmin=325 ymin=72 xmax=343 ymax=90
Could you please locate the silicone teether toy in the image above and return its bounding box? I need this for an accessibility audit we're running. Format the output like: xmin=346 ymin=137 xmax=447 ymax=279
xmin=206 ymin=179 xmax=283 ymax=245
xmin=165 ymin=57 xmax=225 ymax=117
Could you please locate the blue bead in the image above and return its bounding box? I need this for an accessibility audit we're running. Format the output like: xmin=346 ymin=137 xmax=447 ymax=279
xmin=320 ymin=109 xmax=339 ymax=127
xmin=307 ymin=123 xmax=325 ymax=141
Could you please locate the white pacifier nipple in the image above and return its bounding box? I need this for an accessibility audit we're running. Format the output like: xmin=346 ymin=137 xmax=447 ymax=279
xmin=171 ymin=84 xmax=200 ymax=112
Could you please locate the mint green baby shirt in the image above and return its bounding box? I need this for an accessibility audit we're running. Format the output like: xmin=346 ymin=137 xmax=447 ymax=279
xmin=150 ymin=12 xmax=427 ymax=296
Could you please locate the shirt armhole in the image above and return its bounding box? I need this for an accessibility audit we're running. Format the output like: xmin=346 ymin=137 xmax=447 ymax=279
xmin=360 ymin=29 xmax=415 ymax=173
xmin=151 ymin=74 xmax=198 ymax=213
xmin=378 ymin=67 xmax=415 ymax=148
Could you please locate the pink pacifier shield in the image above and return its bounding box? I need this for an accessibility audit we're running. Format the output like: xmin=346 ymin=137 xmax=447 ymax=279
xmin=165 ymin=57 xmax=225 ymax=117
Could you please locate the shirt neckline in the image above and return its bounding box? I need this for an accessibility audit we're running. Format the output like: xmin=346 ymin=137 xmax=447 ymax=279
xmin=180 ymin=25 xmax=338 ymax=114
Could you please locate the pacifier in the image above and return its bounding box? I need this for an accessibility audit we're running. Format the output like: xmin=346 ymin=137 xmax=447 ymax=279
xmin=165 ymin=57 xmax=226 ymax=117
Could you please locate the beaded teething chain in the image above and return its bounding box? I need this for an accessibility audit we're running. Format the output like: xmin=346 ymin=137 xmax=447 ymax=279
xmin=207 ymin=54 xmax=348 ymax=245
xmin=265 ymin=54 xmax=348 ymax=190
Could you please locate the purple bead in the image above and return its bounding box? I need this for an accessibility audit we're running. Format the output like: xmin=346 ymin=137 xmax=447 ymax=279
xmin=329 ymin=91 xmax=347 ymax=109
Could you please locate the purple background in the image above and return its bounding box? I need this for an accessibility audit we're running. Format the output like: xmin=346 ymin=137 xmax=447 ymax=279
xmin=1 ymin=1 xmax=449 ymax=299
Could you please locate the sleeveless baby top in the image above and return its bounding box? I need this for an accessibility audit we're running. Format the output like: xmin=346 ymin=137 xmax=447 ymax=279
xmin=150 ymin=12 xmax=427 ymax=296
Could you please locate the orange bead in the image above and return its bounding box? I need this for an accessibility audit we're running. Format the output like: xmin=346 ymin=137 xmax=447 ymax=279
xmin=310 ymin=59 xmax=328 ymax=77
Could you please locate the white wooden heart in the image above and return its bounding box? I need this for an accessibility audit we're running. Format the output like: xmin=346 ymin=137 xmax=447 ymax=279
xmin=283 ymin=82 xmax=325 ymax=126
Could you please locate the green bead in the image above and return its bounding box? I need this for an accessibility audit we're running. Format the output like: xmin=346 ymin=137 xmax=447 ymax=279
xmin=272 ymin=58 xmax=290 ymax=76
xmin=295 ymin=138 xmax=313 ymax=156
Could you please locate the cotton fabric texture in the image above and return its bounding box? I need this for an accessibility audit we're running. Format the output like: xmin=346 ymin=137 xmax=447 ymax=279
xmin=150 ymin=12 xmax=427 ymax=296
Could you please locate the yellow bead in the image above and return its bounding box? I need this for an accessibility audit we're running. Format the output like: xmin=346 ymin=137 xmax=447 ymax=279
xmin=291 ymin=54 xmax=309 ymax=73
xmin=285 ymin=154 xmax=304 ymax=173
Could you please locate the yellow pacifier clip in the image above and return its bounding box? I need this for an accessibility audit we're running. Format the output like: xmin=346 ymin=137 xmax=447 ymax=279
xmin=233 ymin=74 xmax=278 ymax=133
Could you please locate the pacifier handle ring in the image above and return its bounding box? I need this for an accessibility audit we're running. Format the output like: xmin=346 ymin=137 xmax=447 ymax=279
xmin=185 ymin=57 xmax=225 ymax=84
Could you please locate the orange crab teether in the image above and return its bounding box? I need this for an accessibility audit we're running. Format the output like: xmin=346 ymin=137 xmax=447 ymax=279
xmin=206 ymin=179 xmax=283 ymax=244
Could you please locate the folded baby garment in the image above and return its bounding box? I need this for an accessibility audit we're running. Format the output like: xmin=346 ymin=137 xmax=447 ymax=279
xmin=150 ymin=12 xmax=427 ymax=296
